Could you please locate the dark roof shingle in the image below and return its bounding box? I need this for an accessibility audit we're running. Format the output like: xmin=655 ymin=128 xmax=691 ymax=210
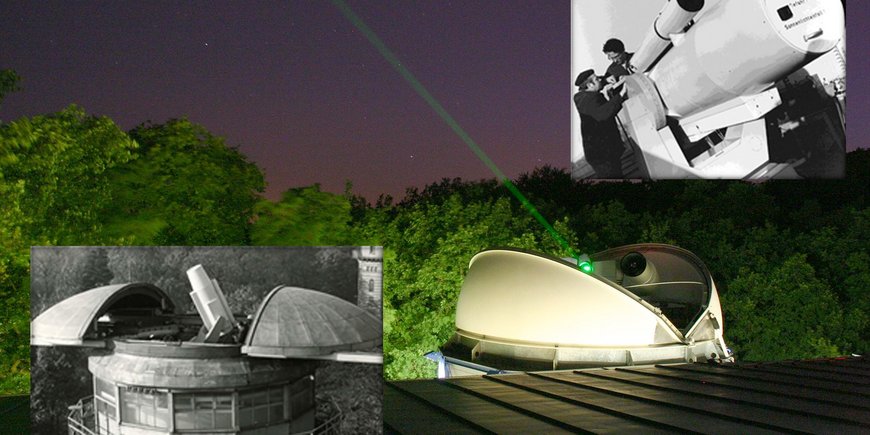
xmin=386 ymin=356 xmax=870 ymax=434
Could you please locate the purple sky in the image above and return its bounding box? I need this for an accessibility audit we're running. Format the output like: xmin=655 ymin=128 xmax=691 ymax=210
xmin=1 ymin=1 xmax=863 ymax=201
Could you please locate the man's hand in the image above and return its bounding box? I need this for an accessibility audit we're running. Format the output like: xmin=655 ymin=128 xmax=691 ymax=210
xmin=602 ymin=77 xmax=628 ymax=101
xmin=602 ymin=83 xmax=616 ymax=100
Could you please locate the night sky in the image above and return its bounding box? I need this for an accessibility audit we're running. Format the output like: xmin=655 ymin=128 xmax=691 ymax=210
xmin=1 ymin=1 xmax=864 ymax=201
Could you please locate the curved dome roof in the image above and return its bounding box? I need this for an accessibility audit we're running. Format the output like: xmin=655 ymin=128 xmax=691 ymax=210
xmin=447 ymin=245 xmax=730 ymax=371
xmin=243 ymin=286 xmax=381 ymax=358
xmin=455 ymin=249 xmax=682 ymax=347
xmin=31 ymin=283 xmax=175 ymax=347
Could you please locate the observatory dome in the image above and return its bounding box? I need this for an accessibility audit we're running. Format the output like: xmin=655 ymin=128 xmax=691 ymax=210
xmin=243 ymin=286 xmax=382 ymax=358
xmin=446 ymin=245 xmax=728 ymax=372
xmin=454 ymin=249 xmax=683 ymax=348
xmin=31 ymin=283 xmax=174 ymax=347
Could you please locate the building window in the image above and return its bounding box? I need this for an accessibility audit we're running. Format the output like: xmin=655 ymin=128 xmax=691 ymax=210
xmin=174 ymin=393 xmax=233 ymax=430
xmin=289 ymin=376 xmax=314 ymax=417
xmin=368 ymin=279 xmax=374 ymax=293
xmin=95 ymin=377 xmax=117 ymax=419
xmin=95 ymin=377 xmax=118 ymax=434
xmin=120 ymin=387 xmax=169 ymax=429
xmin=239 ymin=385 xmax=285 ymax=428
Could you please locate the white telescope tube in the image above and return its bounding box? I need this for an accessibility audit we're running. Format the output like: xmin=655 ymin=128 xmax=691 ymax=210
xmin=187 ymin=264 xmax=236 ymax=340
xmin=649 ymin=0 xmax=844 ymax=118
xmin=632 ymin=0 xmax=705 ymax=73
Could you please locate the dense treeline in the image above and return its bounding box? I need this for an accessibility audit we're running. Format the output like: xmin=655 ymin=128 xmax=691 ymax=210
xmin=1 ymin=92 xmax=868 ymax=391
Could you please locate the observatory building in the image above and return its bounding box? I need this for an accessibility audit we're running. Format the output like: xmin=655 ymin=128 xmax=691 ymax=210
xmin=31 ymin=265 xmax=381 ymax=435
xmin=435 ymin=244 xmax=732 ymax=377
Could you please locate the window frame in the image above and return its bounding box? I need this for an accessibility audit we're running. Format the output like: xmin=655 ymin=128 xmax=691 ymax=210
xmin=238 ymin=383 xmax=290 ymax=429
xmin=172 ymin=391 xmax=235 ymax=432
xmin=118 ymin=385 xmax=171 ymax=430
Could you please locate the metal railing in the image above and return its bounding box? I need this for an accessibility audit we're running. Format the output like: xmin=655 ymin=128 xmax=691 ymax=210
xmin=312 ymin=409 xmax=342 ymax=435
xmin=67 ymin=396 xmax=97 ymax=435
xmin=67 ymin=396 xmax=342 ymax=435
xmin=291 ymin=407 xmax=342 ymax=435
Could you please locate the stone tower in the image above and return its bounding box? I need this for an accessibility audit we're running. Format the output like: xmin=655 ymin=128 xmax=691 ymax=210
xmin=353 ymin=246 xmax=383 ymax=316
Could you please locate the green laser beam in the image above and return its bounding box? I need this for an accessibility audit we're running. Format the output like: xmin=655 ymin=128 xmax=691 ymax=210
xmin=331 ymin=0 xmax=578 ymax=259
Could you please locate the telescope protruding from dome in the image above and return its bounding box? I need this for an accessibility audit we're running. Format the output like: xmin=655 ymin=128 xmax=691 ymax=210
xmin=187 ymin=264 xmax=237 ymax=343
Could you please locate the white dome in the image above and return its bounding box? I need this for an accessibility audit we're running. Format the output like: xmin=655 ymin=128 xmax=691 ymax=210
xmin=455 ymin=249 xmax=682 ymax=348
xmin=447 ymin=245 xmax=730 ymax=371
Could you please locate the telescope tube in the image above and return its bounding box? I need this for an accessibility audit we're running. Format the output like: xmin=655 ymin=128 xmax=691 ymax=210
xmin=632 ymin=0 xmax=705 ymax=73
xmin=649 ymin=0 xmax=844 ymax=118
xmin=187 ymin=264 xmax=235 ymax=332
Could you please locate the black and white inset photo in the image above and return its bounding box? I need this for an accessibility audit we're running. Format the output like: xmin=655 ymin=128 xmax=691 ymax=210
xmin=570 ymin=0 xmax=846 ymax=180
xmin=30 ymin=246 xmax=383 ymax=435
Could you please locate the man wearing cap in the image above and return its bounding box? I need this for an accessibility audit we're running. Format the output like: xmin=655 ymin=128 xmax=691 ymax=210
xmin=573 ymin=69 xmax=627 ymax=178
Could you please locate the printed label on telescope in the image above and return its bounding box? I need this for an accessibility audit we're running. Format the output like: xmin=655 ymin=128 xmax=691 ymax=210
xmin=764 ymin=0 xmax=842 ymax=53
xmin=783 ymin=9 xmax=824 ymax=31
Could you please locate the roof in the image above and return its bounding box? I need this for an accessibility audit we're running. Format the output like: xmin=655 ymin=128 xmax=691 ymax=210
xmin=30 ymin=283 xmax=175 ymax=347
xmin=243 ymin=286 xmax=382 ymax=358
xmin=385 ymin=356 xmax=870 ymax=434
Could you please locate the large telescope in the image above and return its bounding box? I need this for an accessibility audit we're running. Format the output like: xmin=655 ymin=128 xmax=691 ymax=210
xmin=616 ymin=0 xmax=845 ymax=179
xmin=187 ymin=264 xmax=237 ymax=342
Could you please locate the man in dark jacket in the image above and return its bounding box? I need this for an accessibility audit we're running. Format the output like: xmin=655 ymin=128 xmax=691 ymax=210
xmin=574 ymin=69 xmax=627 ymax=178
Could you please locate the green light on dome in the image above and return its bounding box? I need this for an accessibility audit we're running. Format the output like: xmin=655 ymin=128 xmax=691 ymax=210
xmin=578 ymin=261 xmax=594 ymax=274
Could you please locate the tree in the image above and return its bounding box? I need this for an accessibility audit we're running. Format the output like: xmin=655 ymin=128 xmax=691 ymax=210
xmin=0 ymin=105 xmax=138 ymax=246
xmin=722 ymin=254 xmax=845 ymax=361
xmin=105 ymin=119 xmax=265 ymax=244
xmin=252 ymin=185 xmax=353 ymax=245
xmin=0 ymin=69 xmax=21 ymax=106
xmin=78 ymin=247 xmax=114 ymax=290
xmin=0 ymin=254 xmax=28 ymax=393
xmin=576 ymin=200 xmax=638 ymax=252
xmin=0 ymin=107 xmax=137 ymax=392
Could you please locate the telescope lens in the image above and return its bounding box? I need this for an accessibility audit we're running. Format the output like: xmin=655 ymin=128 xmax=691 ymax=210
xmin=620 ymin=252 xmax=647 ymax=277
xmin=677 ymin=0 xmax=704 ymax=13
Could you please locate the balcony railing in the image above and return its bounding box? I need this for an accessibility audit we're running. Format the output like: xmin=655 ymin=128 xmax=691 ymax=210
xmin=68 ymin=396 xmax=96 ymax=435
xmin=314 ymin=410 xmax=342 ymax=435
xmin=293 ymin=409 xmax=342 ymax=435
xmin=67 ymin=396 xmax=341 ymax=435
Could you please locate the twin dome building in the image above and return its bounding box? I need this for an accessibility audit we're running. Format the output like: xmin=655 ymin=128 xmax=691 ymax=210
xmin=32 ymin=259 xmax=382 ymax=435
